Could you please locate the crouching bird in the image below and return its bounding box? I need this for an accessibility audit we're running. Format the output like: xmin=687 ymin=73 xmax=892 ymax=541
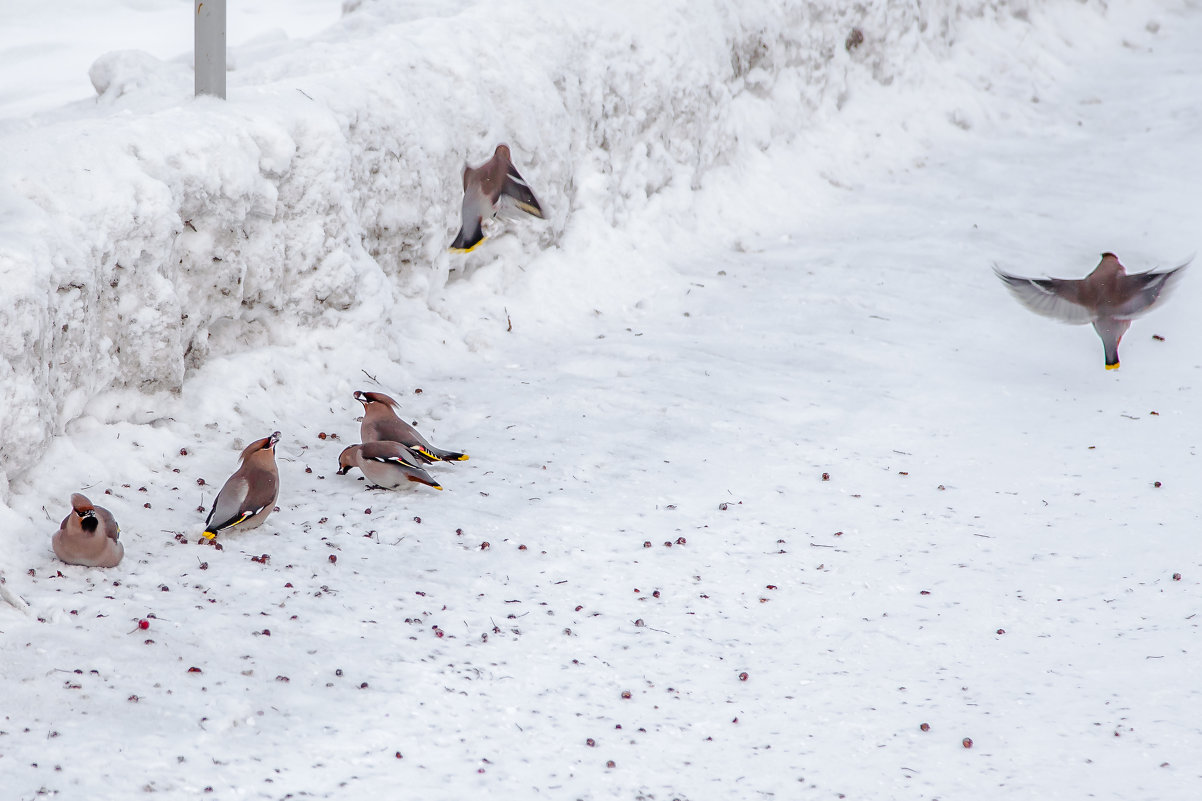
xmin=337 ymin=442 xmax=443 ymax=491
xmin=995 ymin=253 xmax=1189 ymax=369
xmin=450 ymin=143 xmax=544 ymax=252
xmin=53 ymin=493 xmax=124 ymax=567
xmin=203 ymin=432 xmax=281 ymax=539
xmin=354 ymin=390 xmax=468 ymax=463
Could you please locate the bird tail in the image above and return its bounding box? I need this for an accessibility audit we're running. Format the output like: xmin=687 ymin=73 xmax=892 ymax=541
xmin=450 ymin=218 xmax=486 ymax=252
xmin=430 ymin=448 xmax=469 ymax=462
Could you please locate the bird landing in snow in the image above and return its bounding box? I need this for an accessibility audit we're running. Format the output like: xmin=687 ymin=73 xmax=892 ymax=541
xmin=450 ymin=143 xmax=545 ymax=253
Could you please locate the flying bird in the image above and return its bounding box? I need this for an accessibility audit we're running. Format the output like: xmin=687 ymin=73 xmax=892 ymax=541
xmin=354 ymin=390 xmax=468 ymax=463
xmin=450 ymin=143 xmax=544 ymax=252
xmin=204 ymin=432 xmax=281 ymax=539
xmin=995 ymin=252 xmax=1189 ymax=369
xmin=53 ymin=493 xmax=124 ymax=567
xmin=337 ymin=442 xmax=443 ymax=491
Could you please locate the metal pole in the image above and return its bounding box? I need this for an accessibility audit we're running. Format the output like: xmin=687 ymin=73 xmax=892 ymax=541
xmin=194 ymin=0 xmax=227 ymax=98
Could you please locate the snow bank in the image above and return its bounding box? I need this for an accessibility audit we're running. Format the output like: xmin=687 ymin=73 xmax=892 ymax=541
xmin=0 ymin=0 xmax=1055 ymax=493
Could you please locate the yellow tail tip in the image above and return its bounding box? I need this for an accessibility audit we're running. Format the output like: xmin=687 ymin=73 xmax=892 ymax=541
xmin=455 ymin=454 xmax=470 ymax=461
xmin=449 ymin=237 xmax=487 ymax=254
xmin=433 ymin=484 xmax=444 ymax=491
xmin=1105 ymin=363 xmax=1120 ymax=371
xmin=202 ymin=530 xmax=217 ymax=540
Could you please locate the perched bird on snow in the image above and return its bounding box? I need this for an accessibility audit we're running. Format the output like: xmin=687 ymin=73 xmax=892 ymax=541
xmin=337 ymin=442 xmax=443 ymax=491
xmin=203 ymin=432 xmax=281 ymax=539
xmin=995 ymin=252 xmax=1189 ymax=370
xmin=53 ymin=493 xmax=124 ymax=567
xmin=450 ymin=143 xmax=544 ymax=252
xmin=354 ymin=390 xmax=469 ymax=463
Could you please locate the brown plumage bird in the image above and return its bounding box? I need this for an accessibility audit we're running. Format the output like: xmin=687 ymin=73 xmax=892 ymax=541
xmin=53 ymin=493 xmax=124 ymax=567
xmin=203 ymin=432 xmax=281 ymax=539
xmin=995 ymin=253 xmax=1189 ymax=369
xmin=354 ymin=390 xmax=468 ymax=463
xmin=337 ymin=442 xmax=443 ymax=491
xmin=450 ymin=143 xmax=544 ymax=252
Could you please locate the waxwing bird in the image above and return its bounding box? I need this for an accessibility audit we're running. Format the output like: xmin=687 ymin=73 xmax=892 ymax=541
xmin=354 ymin=390 xmax=469 ymax=462
xmin=450 ymin=143 xmax=544 ymax=253
xmin=203 ymin=432 xmax=281 ymax=539
xmin=52 ymin=493 xmax=124 ymax=568
xmin=995 ymin=253 xmax=1190 ymax=369
xmin=337 ymin=442 xmax=443 ymax=491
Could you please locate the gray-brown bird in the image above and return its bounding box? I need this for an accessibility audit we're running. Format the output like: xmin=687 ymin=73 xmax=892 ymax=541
xmin=203 ymin=432 xmax=281 ymax=539
xmin=354 ymin=391 xmax=469 ymax=463
xmin=995 ymin=253 xmax=1189 ymax=369
xmin=52 ymin=493 xmax=124 ymax=567
xmin=450 ymin=143 xmax=544 ymax=252
xmin=337 ymin=442 xmax=443 ymax=491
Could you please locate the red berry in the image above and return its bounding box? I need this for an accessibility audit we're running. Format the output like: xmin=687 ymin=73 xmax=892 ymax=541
xmin=920 ymin=723 xmax=930 ymax=732
xmin=738 ymin=672 xmax=749 ymax=682
xmin=1173 ymin=573 xmax=1182 ymax=581
xmin=328 ymin=554 xmax=337 ymax=564
xmin=821 ymin=472 xmax=830 ymax=481
xmin=138 ymin=619 xmax=149 ymax=630
xmin=962 ymin=737 xmax=973 ymax=748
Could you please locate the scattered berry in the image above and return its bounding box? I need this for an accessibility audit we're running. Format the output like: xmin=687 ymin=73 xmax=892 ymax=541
xmin=739 ymin=672 xmax=749 ymax=682
xmin=413 ymin=516 xmax=422 ymax=524
xmin=138 ymin=619 xmax=150 ymax=630
xmin=920 ymin=723 xmax=930 ymax=732
xmin=187 ymin=667 xmax=202 ymax=674
xmin=997 ymin=628 xmax=1005 ymax=635
xmin=179 ymin=448 xmax=188 ymax=456
xmin=962 ymin=737 xmax=973 ymax=749
xmin=1173 ymin=573 xmax=1182 ymax=581
xmin=480 ymin=542 xmax=490 ymax=550
xmin=606 ymin=760 xmax=616 ymax=769
xmin=586 ymin=738 xmax=596 ymax=747
xmin=318 ymin=432 xmax=328 ymax=440
xmin=196 ymin=478 xmax=205 ymax=486
xmin=821 ymin=472 xmax=830 ymax=481
xmin=643 ymin=541 xmax=652 ymax=548
xmin=1154 ymin=481 xmax=1162 ymax=488
xmin=328 ymin=555 xmax=337 ymax=564
xmin=621 ymin=690 xmax=632 ymax=699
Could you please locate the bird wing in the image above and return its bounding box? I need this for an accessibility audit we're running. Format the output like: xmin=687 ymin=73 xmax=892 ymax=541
xmin=994 ymin=268 xmax=1095 ymax=324
xmin=501 ymin=164 xmax=544 ymax=219
xmin=1112 ymin=261 xmax=1190 ymax=319
xmin=205 ymin=475 xmax=274 ymax=533
xmin=361 ymin=440 xmax=427 ymax=468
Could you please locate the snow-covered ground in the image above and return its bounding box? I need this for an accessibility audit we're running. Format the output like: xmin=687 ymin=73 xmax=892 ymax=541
xmin=3 ymin=0 xmax=1201 ymax=798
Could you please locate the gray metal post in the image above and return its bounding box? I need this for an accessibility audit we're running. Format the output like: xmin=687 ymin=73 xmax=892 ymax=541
xmin=194 ymin=0 xmax=227 ymax=98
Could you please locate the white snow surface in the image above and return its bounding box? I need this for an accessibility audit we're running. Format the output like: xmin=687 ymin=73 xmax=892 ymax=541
xmin=3 ymin=0 xmax=1202 ymax=798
